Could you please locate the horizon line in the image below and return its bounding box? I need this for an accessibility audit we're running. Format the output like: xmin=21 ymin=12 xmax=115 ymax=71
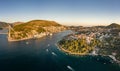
xmin=0 ymin=19 xmax=120 ymax=27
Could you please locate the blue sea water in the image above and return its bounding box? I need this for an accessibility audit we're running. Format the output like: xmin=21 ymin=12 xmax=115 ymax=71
xmin=0 ymin=30 xmax=120 ymax=71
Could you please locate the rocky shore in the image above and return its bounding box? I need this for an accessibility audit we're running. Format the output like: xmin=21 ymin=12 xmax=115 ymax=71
xmin=56 ymin=43 xmax=120 ymax=65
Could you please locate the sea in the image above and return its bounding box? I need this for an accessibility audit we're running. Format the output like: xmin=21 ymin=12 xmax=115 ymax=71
xmin=0 ymin=29 xmax=120 ymax=71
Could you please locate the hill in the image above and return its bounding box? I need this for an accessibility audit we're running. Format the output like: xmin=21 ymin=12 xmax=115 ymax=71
xmin=26 ymin=20 xmax=61 ymax=26
xmin=12 ymin=20 xmax=61 ymax=32
xmin=9 ymin=20 xmax=66 ymax=41
xmin=106 ymin=23 xmax=120 ymax=29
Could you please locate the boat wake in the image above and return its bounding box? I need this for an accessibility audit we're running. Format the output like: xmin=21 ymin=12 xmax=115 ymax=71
xmin=46 ymin=49 xmax=49 ymax=52
xmin=52 ymin=52 xmax=57 ymax=56
xmin=67 ymin=65 xmax=75 ymax=71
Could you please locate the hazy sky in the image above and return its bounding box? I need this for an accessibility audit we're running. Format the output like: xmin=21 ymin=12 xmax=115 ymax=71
xmin=0 ymin=0 xmax=120 ymax=26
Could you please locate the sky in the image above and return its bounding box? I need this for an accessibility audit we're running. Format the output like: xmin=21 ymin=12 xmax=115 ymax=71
xmin=0 ymin=0 xmax=120 ymax=26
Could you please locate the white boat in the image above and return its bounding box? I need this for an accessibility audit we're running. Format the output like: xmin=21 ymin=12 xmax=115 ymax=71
xmin=48 ymin=44 xmax=50 ymax=46
xmin=26 ymin=42 xmax=29 ymax=44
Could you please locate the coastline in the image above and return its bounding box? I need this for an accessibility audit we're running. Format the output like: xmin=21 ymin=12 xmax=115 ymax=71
xmin=60 ymin=46 xmax=87 ymax=55
xmin=8 ymin=33 xmax=46 ymax=42
xmin=55 ymin=43 xmax=88 ymax=56
xmin=8 ymin=36 xmax=34 ymax=42
xmin=7 ymin=30 xmax=65 ymax=42
xmin=56 ymin=43 xmax=120 ymax=64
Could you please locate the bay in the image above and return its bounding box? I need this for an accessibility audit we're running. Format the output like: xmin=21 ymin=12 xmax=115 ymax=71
xmin=0 ymin=30 xmax=120 ymax=71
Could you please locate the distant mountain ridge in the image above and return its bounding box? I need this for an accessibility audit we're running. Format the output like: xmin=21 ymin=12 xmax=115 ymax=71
xmin=0 ymin=21 xmax=9 ymax=28
xmin=106 ymin=23 xmax=120 ymax=29
xmin=12 ymin=22 xmax=24 ymax=26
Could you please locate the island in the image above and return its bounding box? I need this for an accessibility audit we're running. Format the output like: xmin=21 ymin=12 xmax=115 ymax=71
xmin=57 ymin=23 xmax=120 ymax=64
xmin=8 ymin=20 xmax=66 ymax=41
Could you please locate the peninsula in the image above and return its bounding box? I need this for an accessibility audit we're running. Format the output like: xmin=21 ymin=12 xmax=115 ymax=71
xmin=8 ymin=20 xmax=66 ymax=41
xmin=57 ymin=23 xmax=120 ymax=63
